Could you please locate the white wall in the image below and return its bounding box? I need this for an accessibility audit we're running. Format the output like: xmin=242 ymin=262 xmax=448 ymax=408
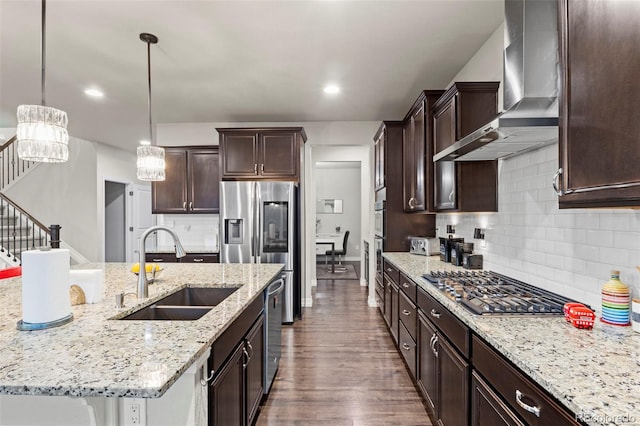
xmin=436 ymin=21 xmax=640 ymax=310
xmin=315 ymin=163 xmax=361 ymax=259
xmin=4 ymin=137 xmax=100 ymax=261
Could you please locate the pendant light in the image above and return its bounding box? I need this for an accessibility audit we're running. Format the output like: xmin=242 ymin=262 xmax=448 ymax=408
xmin=16 ymin=0 xmax=69 ymax=163
xmin=136 ymin=32 xmax=165 ymax=181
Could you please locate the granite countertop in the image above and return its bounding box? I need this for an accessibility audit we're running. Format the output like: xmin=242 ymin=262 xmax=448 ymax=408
xmin=383 ymin=252 xmax=640 ymax=426
xmin=0 ymin=262 xmax=282 ymax=398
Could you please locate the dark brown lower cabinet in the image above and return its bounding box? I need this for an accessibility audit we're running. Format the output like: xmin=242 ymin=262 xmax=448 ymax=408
xmin=390 ymin=281 xmax=399 ymax=345
xmin=418 ymin=311 xmax=438 ymax=418
xmin=438 ymin=336 xmax=470 ymax=426
xmin=245 ymin=316 xmax=265 ymax=425
xmin=383 ymin=275 xmax=392 ymax=328
xmin=471 ymin=372 xmax=524 ymax=426
xmin=210 ymin=343 xmax=244 ymax=426
xmin=145 ymin=253 xmax=219 ymax=263
xmin=208 ymin=297 xmax=265 ymax=426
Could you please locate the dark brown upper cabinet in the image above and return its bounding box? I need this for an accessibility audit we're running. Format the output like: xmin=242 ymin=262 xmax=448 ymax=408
xmin=402 ymin=91 xmax=444 ymax=212
xmin=432 ymin=82 xmax=500 ymax=212
xmin=152 ymin=146 xmax=220 ymax=214
xmin=218 ymin=128 xmax=307 ymax=181
xmin=374 ymin=129 xmax=386 ymax=191
xmin=557 ymin=0 xmax=640 ymax=208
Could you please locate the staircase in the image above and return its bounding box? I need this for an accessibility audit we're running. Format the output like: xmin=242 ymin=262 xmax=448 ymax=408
xmin=0 ymin=136 xmax=50 ymax=267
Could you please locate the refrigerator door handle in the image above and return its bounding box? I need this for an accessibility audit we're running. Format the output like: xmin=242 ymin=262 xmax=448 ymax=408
xmin=255 ymin=182 xmax=262 ymax=262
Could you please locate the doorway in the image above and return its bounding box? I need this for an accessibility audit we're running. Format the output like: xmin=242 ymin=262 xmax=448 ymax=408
xmin=104 ymin=181 xmax=126 ymax=262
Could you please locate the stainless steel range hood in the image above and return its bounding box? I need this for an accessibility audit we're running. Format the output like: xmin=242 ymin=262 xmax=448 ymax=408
xmin=434 ymin=0 xmax=559 ymax=162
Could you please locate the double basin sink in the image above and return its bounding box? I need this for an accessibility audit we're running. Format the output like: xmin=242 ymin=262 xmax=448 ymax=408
xmin=120 ymin=287 xmax=240 ymax=321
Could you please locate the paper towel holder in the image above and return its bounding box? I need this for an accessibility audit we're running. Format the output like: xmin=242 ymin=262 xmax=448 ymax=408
xmin=17 ymin=313 xmax=73 ymax=331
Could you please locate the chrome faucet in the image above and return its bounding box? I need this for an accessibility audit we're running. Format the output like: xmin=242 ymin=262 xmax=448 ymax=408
xmin=137 ymin=225 xmax=186 ymax=298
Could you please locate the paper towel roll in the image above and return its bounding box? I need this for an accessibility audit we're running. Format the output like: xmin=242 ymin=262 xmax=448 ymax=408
xmin=69 ymin=269 xmax=104 ymax=304
xmin=21 ymin=248 xmax=71 ymax=324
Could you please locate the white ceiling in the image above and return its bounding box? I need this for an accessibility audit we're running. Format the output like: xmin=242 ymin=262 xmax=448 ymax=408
xmin=0 ymin=0 xmax=504 ymax=152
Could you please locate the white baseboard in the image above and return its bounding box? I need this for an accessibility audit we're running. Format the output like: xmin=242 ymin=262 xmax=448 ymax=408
xmin=360 ymin=278 xmax=367 ymax=287
xmin=302 ymin=297 xmax=313 ymax=308
xmin=367 ymin=296 xmax=378 ymax=308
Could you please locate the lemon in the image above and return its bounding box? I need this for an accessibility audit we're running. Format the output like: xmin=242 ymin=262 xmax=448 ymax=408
xmin=130 ymin=263 xmax=161 ymax=274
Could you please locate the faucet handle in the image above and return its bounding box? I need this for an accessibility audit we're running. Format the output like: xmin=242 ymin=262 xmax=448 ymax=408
xmin=115 ymin=292 xmax=137 ymax=309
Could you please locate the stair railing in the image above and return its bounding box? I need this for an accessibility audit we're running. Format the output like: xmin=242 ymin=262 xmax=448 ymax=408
xmin=0 ymin=192 xmax=51 ymax=265
xmin=0 ymin=135 xmax=38 ymax=193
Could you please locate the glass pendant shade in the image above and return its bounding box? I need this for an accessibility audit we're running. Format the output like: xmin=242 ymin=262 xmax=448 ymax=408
xmin=16 ymin=104 xmax=69 ymax=163
xmin=137 ymin=145 xmax=165 ymax=181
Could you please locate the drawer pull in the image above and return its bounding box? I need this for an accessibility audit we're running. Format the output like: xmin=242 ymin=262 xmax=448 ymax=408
xmin=152 ymin=258 xmax=164 ymax=262
xmin=402 ymin=282 xmax=410 ymax=288
xmin=402 ymin=309 xmax=411 ymax=316
xmin=386 ymin=268 xmax=393 ymax=272
xmin=183 ymin=201 xmax=187 ymax=211
xmin=431 ymin=335 xmax=439 ymax=357
xmin=402 ymin=343 xmax=411 ymax=351
xmin=193 ymin=258 xmax=204 ymax=262
xmin=430 ymin=309 xmax=441 ymax=319
xmin=515 ymin=390 xmax=541 ymax=417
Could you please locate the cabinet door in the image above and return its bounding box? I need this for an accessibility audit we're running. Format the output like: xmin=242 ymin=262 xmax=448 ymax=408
xmin=374 ymin=135 xmax=384 ymax=191
xmin=404 ymin=102 xmax=427 ymax=212
xmin=188 ymin=148 xmax=220 ymax=213
xmin=152 ymin=149 xmax=188 ymax=213
xmin=259 ymin=132 xmax=298 ymax=178
xmin=471 ymin=372 xmax=524 ymax=426
xmin=390 ymin=281 xmax=399 ymax=345
xmin=434 ymin=97 xmax=456 ymax=154
xmin=438 ymin=336 xmax=469 ymax=426
xmin=210 ymin=343 xmax=245 ymax=426
xmin=558 ymin=0 xmax=640 ymax=208
xmin=383 ymin=275 xmax=392 ymax=328
xmin=245 ymin=316 xmax=264 ymax=425
xmin=434 ymin=161 xmax=457 ymax=210
xmin=418 ymin=312 xmax=438 ymax=418
xmin=220 ymin=132 xmax=259 ymax=178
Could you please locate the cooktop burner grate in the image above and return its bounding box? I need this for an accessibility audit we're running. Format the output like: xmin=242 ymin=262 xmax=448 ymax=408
xmin=423 ymin=270 xmax=583 ymax=315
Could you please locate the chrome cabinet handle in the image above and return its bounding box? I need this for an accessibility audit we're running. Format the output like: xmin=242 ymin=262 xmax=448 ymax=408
xmin=199 ymin=365 xmax=215 ymax=387
xmin=552 ymin=168 xmax=563 ymax=196
xmin=242 ymin=348 xmax=249 ymax=369
xmin=408 ymin=197 xmax=415 ymax=209
xmin=247 ymin=341 xmax=254 ymax=360
xmin=189 ymin=201 xmax=193 ymax=211
xmin=430 ymin=309 xmax=441 ymax=319
xmin=402 ymin=343 xmax=411 ymax=351
xmin=402 ymin=309 xmax=411 ymax=316
xmin=515 ymin=390 xmax=541 ymax=417
xmin=448 ymin=189 xmax=455 ymax=203
xmin=193 ymin=258 xmax=204 ymax=262
xmin=402 ymin=282 xmax=410 ymax=288
xmin=429 ymin=333 xmax=436 ymax=349
xmin=386 ymin=267 xmax=393 ymax=272
xmin=261 ymin=164 xmax=264 ymax=173
xmin=183 ymin=201 xmax=187 ymax=211
xmin=432 ymin=335 xmax=439 ymax=357
xmin=254 ymin=163 xmax=258 ymax=174
xmin=152 ymin=258 xmax=164 ymax=262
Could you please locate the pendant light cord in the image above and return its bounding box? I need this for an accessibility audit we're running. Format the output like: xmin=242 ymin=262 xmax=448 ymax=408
xmin=146 ymin=38 xmax=152 ymax=146
xmin=41 ymin=0 xmax=46 ymax=106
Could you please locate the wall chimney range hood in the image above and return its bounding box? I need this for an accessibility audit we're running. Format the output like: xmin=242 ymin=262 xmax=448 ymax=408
xmin=434 ymin=0 xmax=559 ymax=162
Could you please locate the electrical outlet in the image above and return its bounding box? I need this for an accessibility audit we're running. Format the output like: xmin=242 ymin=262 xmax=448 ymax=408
xmin=124 ymin=398 xmax=147 ymax=426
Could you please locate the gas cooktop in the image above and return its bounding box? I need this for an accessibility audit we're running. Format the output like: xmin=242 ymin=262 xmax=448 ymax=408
xmin=423 ymin=270 xmax=583 ymax=315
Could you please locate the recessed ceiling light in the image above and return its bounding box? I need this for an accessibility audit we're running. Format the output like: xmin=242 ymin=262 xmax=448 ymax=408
xmin=323 ymin=84 xmax=340 ymax=95
xmin=139 ymin=140 xmax=151 ymax=146
xmin=84 ymin=88 xmax=104 ymax=98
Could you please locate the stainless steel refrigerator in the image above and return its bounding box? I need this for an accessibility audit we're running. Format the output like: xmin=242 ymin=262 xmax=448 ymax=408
xmin=220 ymin=181 xmax=300 ymax=323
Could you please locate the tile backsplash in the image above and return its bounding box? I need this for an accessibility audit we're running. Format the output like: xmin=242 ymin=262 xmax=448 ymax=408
xmin=155 ymin=214 xmax=219 ymax=252
xmin=436 ymin=144 xmax=640 ymax=310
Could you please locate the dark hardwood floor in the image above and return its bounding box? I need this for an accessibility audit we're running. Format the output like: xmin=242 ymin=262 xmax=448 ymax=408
xmin=256 ymin=273 xmax=431 ymax=425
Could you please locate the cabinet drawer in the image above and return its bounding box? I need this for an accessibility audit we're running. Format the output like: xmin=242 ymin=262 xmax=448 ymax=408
xmin=383 ymin=259 xmax=400 ymax=284
xmin=398 ymin=290 xmax=417 ymax=342
xmin=472 ymin=336 xmax=578 ymax=426
xmin=399 ymin=272 xmax=417 ymax=303
xmin=398 ymin=322 xmax=416 ymax=378
xmin=417 ymin=287 xmax=469 ymax=358
xmin=182 ymin=253 xmax=219 ymax=263
xmin=145 ymin=253 xmax=176 ymax=263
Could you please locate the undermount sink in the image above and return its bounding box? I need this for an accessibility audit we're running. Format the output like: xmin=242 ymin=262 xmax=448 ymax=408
xmin=119 ymin=286 xmax=241 ymax=321
xmin=156 ymin=286 xmax=240 ymax=307
xmin=121 ymin=306 xmax=212 ymax=321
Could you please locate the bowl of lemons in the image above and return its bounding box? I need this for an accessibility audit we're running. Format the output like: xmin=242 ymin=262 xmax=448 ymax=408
xmin=130 ymin=263 xmax=163 ymax=281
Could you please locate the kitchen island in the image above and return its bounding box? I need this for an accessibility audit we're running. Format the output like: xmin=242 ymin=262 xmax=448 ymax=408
xmin=0 ymin=262 xmax=282 ymax=425
xmin=383 ymin=252 xmax=639 ymax=426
